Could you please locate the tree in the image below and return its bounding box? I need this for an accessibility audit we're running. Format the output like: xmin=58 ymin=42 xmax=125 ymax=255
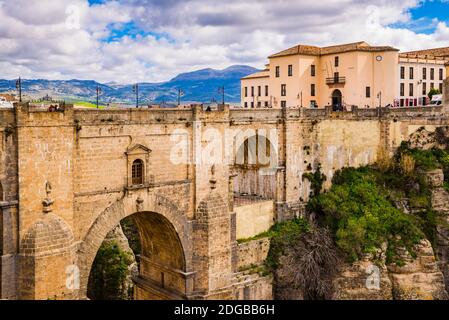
xmin=428 ymin=88 xmax=441 ymax=100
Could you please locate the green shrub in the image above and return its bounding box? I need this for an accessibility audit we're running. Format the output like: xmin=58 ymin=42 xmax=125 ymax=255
xmin=308 ymin=167 xmax=424 ymax=264
xmin=87 ymin=240 xmax=133 ymax=300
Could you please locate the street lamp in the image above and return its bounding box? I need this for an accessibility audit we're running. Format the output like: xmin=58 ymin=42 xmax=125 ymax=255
xmin=96 ymin=85 xmax=102 ymax=109
xmin=132 ymin=83 xmax=139 ymax=108
xmin=177 ymin=89 xmax=184 ymax=106
xmin=218 ymin=86 xmax=225 ymax=105
xmin=377 ymin=91 xmax=382 ymax=108
xmin=16 ymin=77 xmax=22 ymax=102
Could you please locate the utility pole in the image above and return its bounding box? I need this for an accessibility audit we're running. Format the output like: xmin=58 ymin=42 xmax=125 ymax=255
xmin=16 ymin=77 xmax=22 ymax=102
xmin=96 ymin=85 xmax=102 ymax=109
xmin=300 ymin=91 xmax=303 ymax=108
xmin=177 ymin=89 xmax=184 ymax=106
xmin=218 ymin=86 xmax=225 ymax=106
xmin=133 ymin=83 xmax=139 ymax=108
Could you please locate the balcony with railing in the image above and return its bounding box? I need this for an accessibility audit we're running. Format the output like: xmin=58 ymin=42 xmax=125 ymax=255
xmin=326 ymin=77 xmax=346 ymax=85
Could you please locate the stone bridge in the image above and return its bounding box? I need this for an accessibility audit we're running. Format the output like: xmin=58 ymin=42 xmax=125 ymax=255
xmin=0 ymin=91 xmax=449 ymax=299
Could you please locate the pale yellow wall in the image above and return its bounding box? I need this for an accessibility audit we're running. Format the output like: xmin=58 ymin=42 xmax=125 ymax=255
xmin=269 ymin=55 xmax=301 ymax=108
xmin=235 ymin=200 xmax=274 ymax=240
xmin=318 ymin=51 xmax=398 ymax=108
xmin=241 ymin=76 xmax=270 ymax=108
xmin=247 ymin=48 xmax=399 ymax=109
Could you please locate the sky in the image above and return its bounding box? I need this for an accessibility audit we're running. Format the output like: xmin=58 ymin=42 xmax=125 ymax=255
xmin=0 ymin=0 xmax=448 ymax=83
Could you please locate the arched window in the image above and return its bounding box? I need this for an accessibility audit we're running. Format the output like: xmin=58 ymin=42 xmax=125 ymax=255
xmin=132 ymin=160 xmax=144 ymax=185
xmin=0 ymin=182 xmax=3 ymax=201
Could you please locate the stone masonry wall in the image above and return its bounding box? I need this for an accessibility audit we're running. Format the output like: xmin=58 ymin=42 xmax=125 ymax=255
xmin=2 ymin=103 xmax=449 ymax=300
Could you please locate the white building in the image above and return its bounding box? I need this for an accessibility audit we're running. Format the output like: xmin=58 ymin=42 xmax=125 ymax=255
xmin=398 ymin=47 xmax=449 ymax=107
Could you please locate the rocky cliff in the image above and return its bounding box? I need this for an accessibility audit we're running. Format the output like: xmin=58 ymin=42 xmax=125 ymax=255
xmin=334 ymin=169 xmax=449 ymax=300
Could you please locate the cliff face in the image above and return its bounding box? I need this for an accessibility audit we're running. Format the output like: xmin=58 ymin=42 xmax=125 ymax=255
xmin=334 ymin=169 xmax=449 ymax=300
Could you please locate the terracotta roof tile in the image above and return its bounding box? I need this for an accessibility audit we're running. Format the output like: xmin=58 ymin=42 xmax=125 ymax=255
xmin=241 ymin=70 xmax=270 ymax=80
xmin=399 ymin=47 xmax=449 ymax=60
xmin=269 ymin=41 xmax=399 ymax=58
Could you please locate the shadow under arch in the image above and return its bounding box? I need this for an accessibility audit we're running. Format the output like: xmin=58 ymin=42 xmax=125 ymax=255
xmin=78 ymin=194 xmax=192 ymax=300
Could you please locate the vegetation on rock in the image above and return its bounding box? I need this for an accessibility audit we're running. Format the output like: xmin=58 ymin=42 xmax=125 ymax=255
xmin=87 ymin=240 xmax=134 ymax=300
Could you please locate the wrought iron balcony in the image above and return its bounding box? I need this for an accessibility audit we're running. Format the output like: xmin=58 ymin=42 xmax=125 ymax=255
xmin=326 ymin=77 xmax=346 ymax=85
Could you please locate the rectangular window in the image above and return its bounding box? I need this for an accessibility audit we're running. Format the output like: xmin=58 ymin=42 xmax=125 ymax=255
xmin=311 ymin=84 xmax=316 ymax=97
xmin=244 ymin=102 xmax=248 ymax=108
xmin=258 ymin=86 xmax=261 ymax=97
xmin=409 ymin=83 xmax=414 ymax=96
xmin=264 ymin=101 xmax=268 ymax=107
xmin=409 ymin=67 xmax=414 ymax=80
xmin=440 ymin=83 xmax=443 ymax=93
xmin=281 ymin=101 xmax=287 ymax=108
xmin=310 ymin=100 xmax=317 ymax=108
xmin=281 ymin=84 xmax=286 ymax=96
xmin=423 ymin=68 xmax=427 ymax=80
xmin=431 ymin=82 xmax=435 ymax=90
xmin=400 ymin=99 xmax=404 ymax=107
xmin=335 ymin=56 xmax=339 ymax=67
xmin=422 ymin=82 xmax=427 ymax=96
xmin=440 ymin=68 xmax=444 ymax=81
xmin=265 ymin=85 xmax=269 ymax=97
xmin=244 ymin=87 xmax=248 ymax=97
xmin=400 ymin=83 xmax=405 ymax=97
xmin=311 ymin=65 xmax=316 ymax=77
xmin=366 ymin=86 xmax=371 ymax=98
xmin=400 ymin=66 xmax=405 ymax=79
xmin=251 ymin=86 xmax=254 ymax=97
xmin=251 ymin=102 xmax=254 ymax=108
xmin=275 ymin=66 xmax=280 ymax=78
xmin=257 ymin=101 xmax=261 ymax=108
xmin=288 ymin=65 xmax=293 ymax=77
xmin=431 ymin=68 xmax=435 ymax=80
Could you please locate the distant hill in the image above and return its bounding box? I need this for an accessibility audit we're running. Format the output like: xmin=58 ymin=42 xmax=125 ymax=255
xmin=0 ymin=65 xmax=259 ymax=104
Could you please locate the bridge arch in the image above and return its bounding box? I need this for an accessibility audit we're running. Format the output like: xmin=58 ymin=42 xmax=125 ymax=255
xmin=77 ymin=192 xmax=192 ymax=299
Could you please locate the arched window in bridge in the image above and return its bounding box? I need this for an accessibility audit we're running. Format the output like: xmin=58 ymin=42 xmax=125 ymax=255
xmin=131 ymin=160 xmax=144 ymax=185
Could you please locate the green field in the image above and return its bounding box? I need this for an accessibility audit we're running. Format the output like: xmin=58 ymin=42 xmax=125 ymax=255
xmin=72 ymin=101 xmax=109 ymax=109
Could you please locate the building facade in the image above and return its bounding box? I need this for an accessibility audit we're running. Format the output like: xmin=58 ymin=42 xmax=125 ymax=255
xmin=242 ymin=42 xmax=449 ymax=110
xmin=398 ymin=48 xmax=449 ymax=107
xmin=242 ymin=42 xmax=399 ymax=110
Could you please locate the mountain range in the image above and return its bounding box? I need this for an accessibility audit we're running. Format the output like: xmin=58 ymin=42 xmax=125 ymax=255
xmin=0 ymin=65 xmax=259 ymax=105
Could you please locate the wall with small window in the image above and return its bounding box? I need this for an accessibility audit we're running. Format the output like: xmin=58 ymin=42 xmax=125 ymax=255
xmin=126 ymin=144 xmax=151 ymax=187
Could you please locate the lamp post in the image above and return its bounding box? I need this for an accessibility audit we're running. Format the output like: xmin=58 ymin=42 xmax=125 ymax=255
xmin=132 ymin=83 xmax=139 ymax=108
xmin=96 ymin=85 xmax=102 ymax=109
xmin=378 ymin=91 xmax=382 ymax=108
xmin=16 ymin=77 xmax=22 ymax=102
xmin=177 ymin=89 xmax=184 ymax=106
xmin=218 ymin=86 xmax=225 ymax=106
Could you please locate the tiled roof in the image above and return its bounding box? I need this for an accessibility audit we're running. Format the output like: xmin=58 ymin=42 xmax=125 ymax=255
xmin=241 ymin=70 xmax=270 ymax=80
xmin=268 ymin=41 xmax=399 ymax=58
xmin=399 ymin=47 xmax=449 ymax=60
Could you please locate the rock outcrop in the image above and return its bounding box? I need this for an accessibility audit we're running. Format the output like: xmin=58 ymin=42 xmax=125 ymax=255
xmin=334 ymin=240 xmax=448 ymax=300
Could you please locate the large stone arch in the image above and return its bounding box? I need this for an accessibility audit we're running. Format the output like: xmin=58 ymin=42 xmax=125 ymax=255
xmin=77 ymin=190 xmax=192 ymax=299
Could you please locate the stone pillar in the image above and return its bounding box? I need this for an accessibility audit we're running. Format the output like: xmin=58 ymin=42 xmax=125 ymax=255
xmin=192 ymin=190 xmax=234 ymax=299
xmin=0 ymin=201 xmax=18 ymax=299
xmin=18 ymin=213 xmax=76 ymax=300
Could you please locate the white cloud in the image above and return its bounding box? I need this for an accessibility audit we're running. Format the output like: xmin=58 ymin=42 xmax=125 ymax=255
xmin=0 ymin=0 xmax=447 ymax=83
